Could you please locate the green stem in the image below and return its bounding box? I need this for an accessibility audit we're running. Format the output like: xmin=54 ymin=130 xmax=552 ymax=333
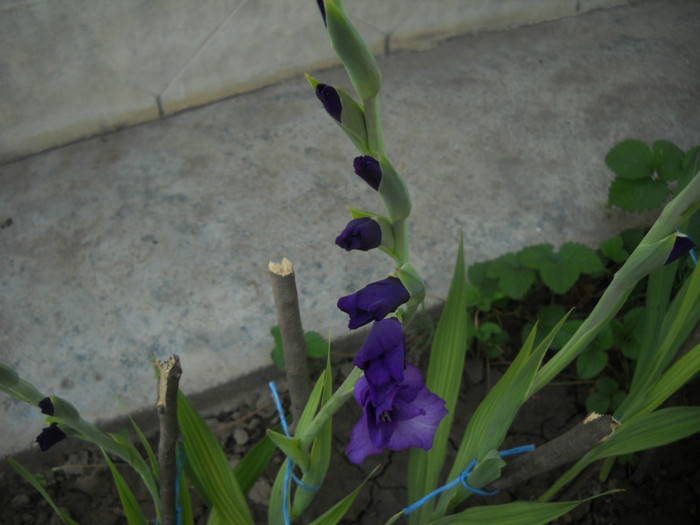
xmin=299 ymin=367 xmax=362 ymax=449
xmin=363 ymin=96 xmax=385 ymax=155
xmin=393 ymin=218 xmax=410 ymax=266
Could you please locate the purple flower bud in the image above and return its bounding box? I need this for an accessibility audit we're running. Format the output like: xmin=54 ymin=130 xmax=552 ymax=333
xmin=353 ymin=155 xmax=382 ymax=191
xmin=664 ymin=233 xmax=695 ymax=265
xmin=35 ymin=423 xmax=67 ymax=451
xmin=38 ymin=397 xmax=54 ymax=416
xmin=317 ymin=0 xmax=327 ymax=26
xmin=354 ymin=319 xmax=405 ymax=396
xmin=346 ymin=364 xmax=448 ymax=464
xmin=338 ymin=277 xmax=410 ymax=330
xmin=335 ymin=217 xmax=382 ymax=251
xmin=315 ymin=83 xmax=342 ymax=122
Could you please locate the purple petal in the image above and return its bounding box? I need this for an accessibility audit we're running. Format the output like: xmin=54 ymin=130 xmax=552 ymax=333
xmin=354 ymin=318 xmax=405 ymax=389
xmin=335 ymin=217 xmax=382 ymax=251
xmin=353 ymin=156 xmax=382 ymax=191
xmin=346 ymin=411 xmax=384 ymax=464
xmin=338 ymin=277 xmax=410 ymax=330
xmin=315 ymin=84 xmax=342 ymax=122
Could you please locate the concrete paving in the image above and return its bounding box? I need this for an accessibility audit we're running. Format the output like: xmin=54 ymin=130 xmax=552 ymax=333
xmin=1 ymin=0 xmax=699 ymax=457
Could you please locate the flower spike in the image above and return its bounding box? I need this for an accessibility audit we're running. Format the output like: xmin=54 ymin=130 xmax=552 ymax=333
xmin=337 ymin=277 xmax=410 ymax=329
xmin=335 ymin=217 xmax=382 ymax=251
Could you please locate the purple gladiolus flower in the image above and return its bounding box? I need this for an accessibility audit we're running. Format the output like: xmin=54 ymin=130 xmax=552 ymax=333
xmin=665 ymin=233 xmax=695 ymax=265
xmin=354 ymin=318 xmax=405 ymax=396
xmin=335 ymin=217 xmax=382 ymax=251
xmin=346 ymin=364 xmax=448 ymax=464
xmin=38 ymin=397 xmax=54 ymax=416
xmin=315 ymin=84 xmax=342 ymax=122
xmin=317 ymin=0 xmax=326 ymax=25
xmin=338 ymin=277 xmax=410 ymax=329
xmin=353 ymin=155 xmax=382 ymax=191
xmin=36 ymin=423 xmax=67 ymax=451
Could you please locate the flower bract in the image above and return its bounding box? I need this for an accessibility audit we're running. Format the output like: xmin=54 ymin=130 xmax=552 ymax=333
xmin=338 ymin=276 xmax=410 ymax=329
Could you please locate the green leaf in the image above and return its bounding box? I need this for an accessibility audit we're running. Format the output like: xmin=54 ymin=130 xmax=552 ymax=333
xmin=266 ymin=431 xmax=311 ymax=472
xmin=270 ymin=325 xmax=285 ymax=370
xmin=608 ymin=176 xmax=669 ymax=212
xmin=677 ymin=146 xmax=700 ymax=193
xmin=521 ymin=243 xmax=602 ymax=294
xmin=6 ymin=457 xmax=80 ymax=525
xmin=577 ymin=348 xmax=608 ymax=378
xmin=605 ymin=139 xmax=654 ymax=180
xmin=178 ymin=391 xmax=254 ymax=524
xmin=585 ymin=391 xmax=611 ymax=413
xmin=487 ymin=252 xmax=535 ymax=299
xmin=308 ymin=465 xmax=380 ymax=525
xmin=305 ymin=331 xmax=329 ymax=359
xmin=599 ymin=235 xmax=629 ymax=263
xmin=408 ymin=235 xmax=469 ymax=524
xmin=652 ymin=140 xmax=685 ymax=181
xmin=561 ymin=242 xmax=605 ymax=275
xmin=101 ymin=449 xmax=148 ymax=525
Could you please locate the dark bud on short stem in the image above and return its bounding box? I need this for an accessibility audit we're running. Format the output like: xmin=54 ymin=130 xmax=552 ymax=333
xmin=353 ymin=155 xmax=382 ymax=191
xmin=38 ymin=397 xmax=54 ymax=416
xmin=335 ymin=217 xmax=382 ymax=251
xmin=36 ymin=423 xmax=66 ymax=451
xmin=665 ymin=234 xmax=694 ymax=265
xmin=315 ymin=84 xmax=342 ymax=122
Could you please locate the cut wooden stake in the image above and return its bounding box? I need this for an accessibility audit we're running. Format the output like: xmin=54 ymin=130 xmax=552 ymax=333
xmin=156 ymin=354 xmax=183 ymax=525
xmin=488 ymin=413 xmax=620 ymax=491
xmin=269 ymin=258 xmax=311 ymax=432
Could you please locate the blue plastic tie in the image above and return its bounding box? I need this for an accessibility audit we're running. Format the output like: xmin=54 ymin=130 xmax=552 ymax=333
xmin=404 ymin=444 xmax=536 ymax=515
xmin=269 ymin=381 xmax=320 ymax=525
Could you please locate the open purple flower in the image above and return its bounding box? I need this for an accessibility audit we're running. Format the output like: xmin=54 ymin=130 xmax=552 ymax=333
xmin=346 ymin=364 xmax=448 ymax=464
xmin=36 ymin=423 xmax=67 ymax=451
xmin=354 ymin=318 xmax=405 ymax=396
xmin=315 ymin=84 xmax=342 ymax=122
xmin=353 ymin=155 xmax=382 ymax=191
xmin=338 ymin=276 xmax=410 ymax=329
xmin=335 ymin=217 xmax=382 ymax=251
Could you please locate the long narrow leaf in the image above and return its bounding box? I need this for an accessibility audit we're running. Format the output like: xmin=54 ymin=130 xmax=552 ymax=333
xmin=178 ymin=391 xmax=254 ymax=524
xmin=101 ymin=448 xmax=148 ymax=525
xmin=407 ymin=236 xmax=468 ymax=524
xmin=6 ymin=457 xmax=79 ymax=525
xmin=309 ymin=464 xmax=381 ymax=525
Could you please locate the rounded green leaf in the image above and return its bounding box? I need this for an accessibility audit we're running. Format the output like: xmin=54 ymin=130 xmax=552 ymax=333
xmin=608 ymin=177 xmax=669 ymax=212
xmin=577 ymin=349 xmax=608 ymax=379
xmin=652 ymin=140 xmax=684 ymax=181
xmin=605 ymin=140 xmax=654 ymax=180
xmin=599 ymin=235 xmax=629 ymax=263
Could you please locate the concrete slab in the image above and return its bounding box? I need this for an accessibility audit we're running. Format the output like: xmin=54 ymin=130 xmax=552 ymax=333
xmin=0 ymin=0 xmax=630 ymax=163
xmin=1 ymin=0 xmax=699 ymax=457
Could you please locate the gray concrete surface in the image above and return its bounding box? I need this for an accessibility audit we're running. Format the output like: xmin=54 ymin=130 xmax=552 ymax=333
xmin=0 ymin=0 xmax=628 ymax=163
xmin=1 ymin=0 xmax=699 ymax=457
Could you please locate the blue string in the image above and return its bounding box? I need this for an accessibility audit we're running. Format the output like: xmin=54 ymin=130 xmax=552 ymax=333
xmin=268 ymin=381 xmax=320 ymax=525
xmin=404 ymin=444 xmax=536 ymax=515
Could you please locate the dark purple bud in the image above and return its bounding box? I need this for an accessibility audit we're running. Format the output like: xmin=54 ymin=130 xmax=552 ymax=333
xmin=353 ymin=156 xmax=382 ymax=191
xmin=317 ymin=0 xmax=327 ymax=26
xmin=346 ymin=364 xmax=448 ymax=464
xmin=335 ymin=217 xmax=382 ymax=251
xmin=38 ymin=397 xmax=54 ymax=416
xmin=337 ymin=277 xmax=410 ymax=330
xmin=664 ymin=234 xmax=695 ymax=265
xmin=315 ymin=84 xmax=342 ymax=122
xmin=354 ymin=319 xmax=405 ymax=397
xmin=35 ymin=423 xmax=67 ymax=451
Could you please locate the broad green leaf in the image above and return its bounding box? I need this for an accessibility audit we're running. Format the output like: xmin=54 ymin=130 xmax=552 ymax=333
xmin=652 ymin=140 xmax=685 ymax=181
xmin=605 ymin=139 xmax=654 ymax=180
xmin=295 ymin=370 xmax=327 ymax=435
xmin=560 ymin=242 xmax=605 ymax=275
xmin=305 ymin=331 xmax=330 ymax=358
xmin=576 ymin=348 xmax=608 ymax=378
xmin=608 ymin=176 xmax=669 ymax=212
xmin=178 ymin=391 xmax=254 ymax=524
xmin=102 ymin=449 xmax=148 ymax=525
xmin=677 ymin=146 xmax=700 ymax=193
xmin=408 ymin=236 xmax=469 ymax=524
xmin=599 ymin=235 xmax=629 ymax=263
xmin=6 ymin=457 xmax=80 ymax=525
xmin=270 ymin=326 xmax=285 ymax=370
xmin=487 ymin=252 xmax=535 ymax=299
xmin=309 ymin=465 xmax=380 ymax=525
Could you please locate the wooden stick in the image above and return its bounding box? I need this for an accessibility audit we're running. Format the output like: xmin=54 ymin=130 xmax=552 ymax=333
xmin=269 ymin=258 xmax=311 ymax=432
xmin=156 ymin=355 xmax=183 ymax=525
